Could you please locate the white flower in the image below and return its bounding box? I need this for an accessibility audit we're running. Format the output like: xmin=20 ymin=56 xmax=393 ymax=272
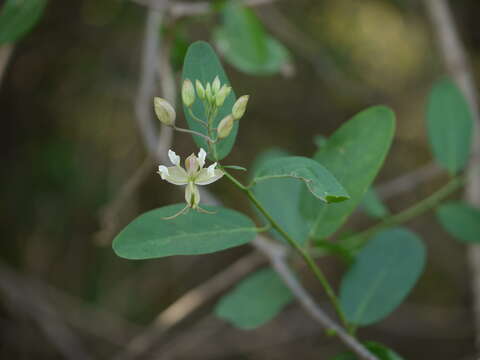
xmin=158 ymin=148 xmax=224 ymax=211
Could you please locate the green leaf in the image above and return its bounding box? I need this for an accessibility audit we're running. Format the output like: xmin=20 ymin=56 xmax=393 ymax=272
xmin=330 ymin=341 xmax=404 ymax=360
xmin=361 ymin=188 xmax=390 ymax=218
xmin=215 ymin=268 xmax=294 ymax=329
xmin=0 ymin=0 xmax=47 ymax=44
xmin=339 ymin=228 xmax=426 ymax=326
xmin=253 ymin=156 xmax=349 ymax=203
xmin=113 ymin=204 xmax=256 ymax=259
xmin=427 ymin=78 xmax=473 ymax=174
xmin=302 ymin=106 xmax=395 ymax=239
xmin=213 ymin=0 xmax=289 ymax=75
xmin=251 ymin=149 xmax=310 ymax=244
xmin=182 ymin=41 xmax=237 ymax=161
xmin=436 ymin=201 xmax=480 ymax=243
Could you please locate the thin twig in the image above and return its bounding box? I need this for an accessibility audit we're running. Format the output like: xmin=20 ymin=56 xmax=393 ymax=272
xmin=423 ymin=0 xmax=480 ymax=352
xmin=131 ymin=0 xmax=281 ymax=18
xmin=252 ymin=238 xmax=378 ymax=360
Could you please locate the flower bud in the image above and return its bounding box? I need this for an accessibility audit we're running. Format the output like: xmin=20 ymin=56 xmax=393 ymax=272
xmin=154 ymin=97 xmax=176 ymax=126
xmin=212 ymin=76 xmax=221 ymax=94
xmin=232 ymin=95 xmax=249 ymax=120
xmin=182 ymin=79 xmax=195 ymax=107
xmin=195 ymin=80 xmax=205 ymax=100
xmin=205 ymin=82 xmax=213 ymax=103
xmin=217 ymin=115 xmax=234 ymax=139
xmin=215 ymin=85 xmax=231 ymax=107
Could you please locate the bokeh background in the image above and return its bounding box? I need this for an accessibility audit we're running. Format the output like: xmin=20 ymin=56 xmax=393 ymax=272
xmin=1 ymin=0 xmax=480 ymax=358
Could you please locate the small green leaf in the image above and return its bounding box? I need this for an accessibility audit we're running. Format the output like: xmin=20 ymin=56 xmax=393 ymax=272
xmin=427 ymin=78 xmax=473 ymax=174
xmin=302 ymin=105 xmax=395 ymax=239
xmin=330 ymin=341 xmax=404 ymax=360
xmin=339 ymin=228 xmax=426 ymax=326
xmin=113 ymin=204 xmax=256 ymax=259
xmin=253 ymin=156 xmax=349 ymax=203
xmin=251 ymin=149 xmax=310 ymax=244
xmin=213 ymin=0 xmax=289 ymax=75
xmin=436 ymin=201 xmax=480 ymax=243
xmin=215 ymin=268 xmax=294 ymax=329
xmin=361 ymin=188 xmax=390 ymax=218
xmin=0 ymin=0 xmax=47 ymax=44
xmin=182 ymin=41 xmax=237 ymax=161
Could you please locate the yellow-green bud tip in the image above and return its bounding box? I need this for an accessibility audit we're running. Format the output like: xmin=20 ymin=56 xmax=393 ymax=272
xmin=154 ymin=97 xmax=176 ymax=127
xmin=182 ymin=79 xmax=195 ymax=107
xmin=217 ymin=115 xmax=234 ymax=139
xmin=232 ymin=95 xmax=249 ymax=120
xmin=215 ymin=85 xmax=231 ymax=107
xmin=212 ymin=76 xmax=221 ymax=94
xmin=195 ymin=80 xmax=205 ymax=100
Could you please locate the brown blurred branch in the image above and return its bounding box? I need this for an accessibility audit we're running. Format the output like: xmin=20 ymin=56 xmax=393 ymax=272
xmin=0 ymin=263 xmax=93 ymax=360
xmin=131 ymin=0 xmax=281 ymax=18
xmin=423 ymin=0 xmax=480 ymax=352
xmin=0 ymin=45 xmax=14 ymax=86
xmin=114 ymin=252 xmax=265 ymax=359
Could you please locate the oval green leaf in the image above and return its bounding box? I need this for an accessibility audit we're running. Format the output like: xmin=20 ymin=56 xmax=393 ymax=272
xmin=215 ymin=268 xmax=294 ymax=329
xmin=302 ymin=105 xmax=395 ymax=239
xmin=427 ymin=78 xmax=473 ymax=174
xmin=0 ymin=0 xmax=47 ymax=45
xmin=113 ymin=204 xmax=256 ymax=259
xmin=213 ymin=0 xmax=289 ymax=75
xmin=339 ymin=228 xmax=426 ymax=326
xmin=251 ymin=149 xmax=310 ymax=244
xmin=182 ymin=41 xmax=237 ymax=161
xmin=253 ymin=156 xmax=349 ymax=203
xmin=436 ymin=201 xmax=480 ymax=243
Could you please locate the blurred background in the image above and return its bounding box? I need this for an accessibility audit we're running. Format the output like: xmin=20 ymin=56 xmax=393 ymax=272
xmin=1 ymin=0 xmax=480 ymax=358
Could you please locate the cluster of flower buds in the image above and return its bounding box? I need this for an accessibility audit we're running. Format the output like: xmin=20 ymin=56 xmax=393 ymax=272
xmin=153 ymin=76 xmax=250 ymax=142
xmin=190 ymin=76 xmax=232 ymax=109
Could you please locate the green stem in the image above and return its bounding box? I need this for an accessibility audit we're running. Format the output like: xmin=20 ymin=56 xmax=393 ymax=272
xmin=222 ymin=169 xmax=348 ymax=326
xmin=341 ymin=176 xmax=465 ymax=251
xmin=173 ymin=126 xmax=213 ymax=143
xmin=188 ymin=108 xmax=208 ymax=128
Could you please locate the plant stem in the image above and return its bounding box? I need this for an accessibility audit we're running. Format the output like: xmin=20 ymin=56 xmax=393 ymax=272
xmin=188 ymin=108 xmax=208 ymax=128
xmin=222 ymin=169 xmax=348 ymax=326
xmin=341 ymin=176 xmax=465 ymax=250
xmin=173 ymin=126 xmax=213 ymax=142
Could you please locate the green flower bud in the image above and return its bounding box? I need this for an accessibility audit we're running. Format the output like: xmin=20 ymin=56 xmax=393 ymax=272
xmin=232 ymin=95 xmax=249 ymax=120
xmin=205 ymin=82 xmax=213 ymax=103
xmin=154 ymin=97 xmax=176 ymax=127
xmin=217 ymin=115 xmax=234 ymax=139
xmin=195 ymin=80 xmax=205 ymax=100
xmin=215 ymin=85 xmax=231 ymax=107
xmin=212 ymin=76 xmax=221 ymax=94
xmin=182 ymin=79 xmax=195 ymax=107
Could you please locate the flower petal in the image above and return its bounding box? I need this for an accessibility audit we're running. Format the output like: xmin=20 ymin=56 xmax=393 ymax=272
xmin=195 ymin=168 xmax=224 ymax=185
xmin=159 ymin=166 xmax=188 ymax=185
xmin=207 ymin=162 xmax=217 ymax=177
xmin=168 ymin=149 xmax=180 ymax=166
xmin=158 ymin=165 xmax=169 ymax=178
xmin=198 ymin=148 xmax=206 ymax=168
